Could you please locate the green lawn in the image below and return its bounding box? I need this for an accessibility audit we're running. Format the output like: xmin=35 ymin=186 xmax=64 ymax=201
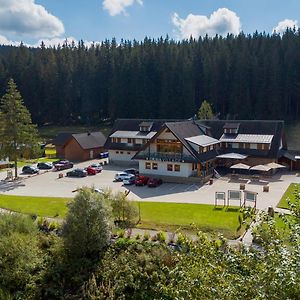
xmin=137 ymin=202 xmax=242 ymax=239
xmin=277 ymin=183 xmax=300 ymax=209
xmin=0 ymin=194 xmax=70 ymax=218
xmin=38 ymin=125 xmax=112 ymax=140
xmin=0 ymin=194 xmax=243 ymax=239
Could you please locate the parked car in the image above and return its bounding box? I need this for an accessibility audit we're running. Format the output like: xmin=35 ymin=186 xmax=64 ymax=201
xmin=114 ymin=172 xmax=130 ymax=182
xmin=123 ymin=174 xmax=136 ymax=185
xmin=124 ymin=168 xmax=139 ymax=176
xmin=22 ymin=165 xmax=39 ymax=174
xmin=86 ymin=166 xmax=97 ymax=175
xmin=54 ymin=160 xmax=74 ymax=171
xmin=37 ymin=162 xmax=53 ymax=170
xmin=135 ymin=175 xmax=149 ymax=186
xmin=88 ymin=163 xmax=103 ymax=173
xmin=66 ymin=168 xmax=87 ymax=177
xmin=147 ymin=178 xmax=162 ymax=187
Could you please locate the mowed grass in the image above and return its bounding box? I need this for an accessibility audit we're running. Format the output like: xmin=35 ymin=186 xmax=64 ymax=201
xmin=0 ymin=194 xmax=242 ymax=238
xmin=0 ymin=194 xmax=70 ymax=218
xmin=137 ymin=202 xmax=242 ymax=239
xmin=277 ymin=183 xmax=300 ymax=209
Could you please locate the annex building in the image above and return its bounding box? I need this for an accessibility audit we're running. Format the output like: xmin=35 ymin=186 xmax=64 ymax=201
xmin=106 ymin=119 xmax=297 ymax=179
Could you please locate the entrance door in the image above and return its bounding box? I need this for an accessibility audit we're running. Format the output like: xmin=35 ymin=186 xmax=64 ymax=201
xmin=90 ymin=150 xmax=94 ymax=159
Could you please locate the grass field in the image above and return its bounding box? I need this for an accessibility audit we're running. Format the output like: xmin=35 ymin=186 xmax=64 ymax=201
xmin=38 ymin=125 xmax=112 ymax=140
xmin=0 ymin=195 xmax=242 ymax=238
xmin=137 ymin=202 xmax=242 ymax=239
xmin=277 ymin=183 xmax=300 ymax=209
xmin=0 ymin=194 xmax=70 ymax=218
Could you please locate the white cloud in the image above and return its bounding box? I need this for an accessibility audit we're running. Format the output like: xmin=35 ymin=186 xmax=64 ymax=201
xmin=102 ymin=0 xmax=143 ymax=16
xmin=0 ymin=34 xmax=21 ymax=46
xmin=172 ymin=8 xmax=241 ymax=39
xmin=273 ymin=19 xmax=298 ymax=34
xmin=0 ymin=0 xmax=64 ymax=38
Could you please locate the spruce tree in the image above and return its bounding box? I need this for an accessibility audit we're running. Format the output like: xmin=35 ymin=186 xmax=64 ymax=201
xmin=197 ymin=100 xmax=214 ymax=119
xmin=0 ymin=79 xmax=40 ymax=178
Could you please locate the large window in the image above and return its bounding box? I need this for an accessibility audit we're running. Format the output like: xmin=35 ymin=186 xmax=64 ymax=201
xmin=174 ymin=165 xmax=180 ymax=172
xmin=145 ymin=162 xmax=151 ymax=169
xmin=152 ymin=163 xmax=158 ymax=170
xmin=167 ymin=164 xmax=173 ymax=171
xmin=157 ymin=144 xmax=181 ymax=153
xmin=250 ymin=143 xmax=257 ymax=149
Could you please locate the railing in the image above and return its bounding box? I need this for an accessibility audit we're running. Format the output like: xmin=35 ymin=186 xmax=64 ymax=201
xmin=135 ymin=150 xmax=196 ymax=163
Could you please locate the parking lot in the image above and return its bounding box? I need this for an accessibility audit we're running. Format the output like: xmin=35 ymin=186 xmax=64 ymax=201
xmin=0 ymin=160 xmax=299 ymax=211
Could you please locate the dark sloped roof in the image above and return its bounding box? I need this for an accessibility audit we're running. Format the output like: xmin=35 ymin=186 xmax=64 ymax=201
xmin=71 ymin=132 xmax=106 ymax=149
xmin=104 ymin=118 xmax=184 ymax=150
xmin=223 ymin=123 xmax=240 ymax=129
xmin=197 ymin=120 xmax=285 ymax=158
xmin=139 ymin=121 xmax=153 ymax=127
xmin=53 ymin=132 xmax=73 ymax=146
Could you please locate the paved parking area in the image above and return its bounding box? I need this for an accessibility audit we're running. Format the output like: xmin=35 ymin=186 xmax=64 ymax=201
xmin=0 ymin=161 xmax=299 ymax=211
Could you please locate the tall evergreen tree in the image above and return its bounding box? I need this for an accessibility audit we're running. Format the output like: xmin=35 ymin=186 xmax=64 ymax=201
xmin=0 ymin=79 xmax=40 ymax=178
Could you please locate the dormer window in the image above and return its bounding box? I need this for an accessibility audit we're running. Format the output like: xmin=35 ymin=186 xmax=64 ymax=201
xmin=223 ymin=123 xmax=240 ymax=134
xmin=139 ymin=122 xmax=153 ymax=132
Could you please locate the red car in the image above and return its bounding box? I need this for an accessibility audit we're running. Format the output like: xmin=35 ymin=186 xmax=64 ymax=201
xmin=135 ymin=175 xmax=149 ymax=186
xmin=147 ymin=178 xmax=163 ymax=187
xmin=86 ymin=166 xmax=97 ymax=175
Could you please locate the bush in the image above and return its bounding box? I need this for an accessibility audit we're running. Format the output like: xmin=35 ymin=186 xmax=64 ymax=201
xmin=117 ymin=229 xmax=125 ymax=238
xmin=156 ymin=231 xmax=166 ymax=243
xmin=176 ymin=233 xmax=186 ymax=245
xmin=143 ymin=231 xmax=150 ymax=241
xmin=135 ymin=233 xmax=141 ymax=240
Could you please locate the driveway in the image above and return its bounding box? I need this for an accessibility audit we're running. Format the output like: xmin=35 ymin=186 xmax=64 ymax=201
xmin=0 ymin=161 xmax=298 ymax=211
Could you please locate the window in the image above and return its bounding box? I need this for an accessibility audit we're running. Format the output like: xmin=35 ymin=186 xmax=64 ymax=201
xmin=116 ymin=151 xmax=119 ymax=154
xmin=262 ymin=144 xmax=269 ymax=150
xmin=127 ymin=152 xmax=131 ymax=155
xmin=145 ymin=162 xmax=151 ymax=169
xmin=152 ymin=163 xmax=158 ymax=170
xmin=192 ymin=163 xmax=197 ymax=171
xmin=232 ymin=143 xmax=238 ymax=149
xmin=227 ymin=143 xmax=232 ymax=149
xmin=128 ymin=138 xmax=132 ymax=143
xmin=250 ymin=143 xmax=257 ymax=150
xmin=166 ymin=128 xmax=171 ymax=132
xmin=174 ymin=165 xmax=180 ymax=172
xmin=132 ymin=138 xmax=136 ymax=144
xmin=167 ymin=164 xmax=173 ymax=171
xmin=120 ymin=151 xmax=124 ymax=154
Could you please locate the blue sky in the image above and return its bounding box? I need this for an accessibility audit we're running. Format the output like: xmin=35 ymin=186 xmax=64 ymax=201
xmin=0 ymin=0 xmax=299 ymax=46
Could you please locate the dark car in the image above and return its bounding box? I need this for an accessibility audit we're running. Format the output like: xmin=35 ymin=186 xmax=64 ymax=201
xmin=54 ymin=160 xmax=74 ymax=171
xmin=37 ymin=162 xmax=53 ymax=170
xmin=66 ymin=168 xmax=87 ymax=177
xmin=124 ymin=168 xmax=139 ymax=176
xmin=22 ymin=165 xmax=39 ymax=174
xmin=147 ymin=178 xmax=162 ymax=187
xmin=135 ymin=175 xmax=149 ymax=186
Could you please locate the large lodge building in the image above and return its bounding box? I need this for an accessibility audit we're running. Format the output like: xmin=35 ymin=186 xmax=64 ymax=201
xmin=105 ymin=119 xmax=298 ymax=180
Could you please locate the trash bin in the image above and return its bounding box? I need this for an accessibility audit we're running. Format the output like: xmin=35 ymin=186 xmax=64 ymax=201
xmin=240 ymin=183 xmax=245 ymax=190
xmin=263 ymin=185 xmax=269 ymax=192
xmin=209 ymin=178 xmax=213 ymax=185
xmin=58 ymin=173 xmax=63 ymax=179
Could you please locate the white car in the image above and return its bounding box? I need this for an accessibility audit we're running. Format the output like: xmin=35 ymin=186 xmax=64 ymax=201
xmin=114 ymin=172 xmax=130 ymax=182
xmin=123 ymin=174 xmax=136 ymax=185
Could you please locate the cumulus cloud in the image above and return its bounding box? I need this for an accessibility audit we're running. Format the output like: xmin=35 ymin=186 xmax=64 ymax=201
xmin=172 ymin=8 xmax=241 ymax=39
xmin=273 ymin=19 xmax=298 ymax=34
xmin=0 ymin=0 xmax=64 ymax=38
xmin=103 ymin=0 xmax=143 ymax=16
xmin=0 ymin=34 xmax=21 ymax=46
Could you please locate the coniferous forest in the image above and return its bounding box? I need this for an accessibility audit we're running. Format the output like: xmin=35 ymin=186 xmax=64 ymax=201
xmin=1 ymin=30 xmax=300 ymax=125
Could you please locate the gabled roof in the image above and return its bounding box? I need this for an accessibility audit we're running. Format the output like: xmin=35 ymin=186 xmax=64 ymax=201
xmin=53 ymin=132 xmax=73 ymax=146
xmin=71 ymin=132 xmax=106 ymax=150
xmin=104 ymin=118 xmax=184 ymax=150
xmin=220 ymin=134 xmax=274 ymax=144
xmin=197 ymin=120 xmax=285 ymax=158
xmin=110 ymin=131 xmax=156 ymax=139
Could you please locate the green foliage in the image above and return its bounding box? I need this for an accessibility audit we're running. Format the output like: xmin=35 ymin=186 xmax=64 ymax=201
xmin=197 ymin=100 xmax=214 ymax=120
xmin=0 ymin=214 xmax=37 ymax=236
xmin=62 ymin=187 xmax=113 ymax=261
xmin=110 ymin=191 xmax=138 ymax=227
xmin=0 ymin=79 xmax=40 ymax=178
xmin=156 ymin=231 xmax=167 ymax=243
xmin=143 ymin=231 xmax=150 ymax=241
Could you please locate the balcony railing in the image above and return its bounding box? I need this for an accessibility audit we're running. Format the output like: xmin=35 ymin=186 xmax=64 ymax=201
xmin=135 ymin=150 xmax=196 ymax=163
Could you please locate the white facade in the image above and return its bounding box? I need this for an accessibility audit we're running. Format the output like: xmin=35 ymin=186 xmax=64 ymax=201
xmin=138 ymin=160 xmax=194 ymax=177
xmin=108 ymin=150 xmax=137 ymax=162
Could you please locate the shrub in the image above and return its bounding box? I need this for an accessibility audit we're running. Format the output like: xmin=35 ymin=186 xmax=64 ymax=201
xmin=143 ymin=231 xmax=150 ymax=241
xmin=156 ymin=231 xmax=166 ymax=243
xmin=117 ymin=229 xmax=125 ymax=238
xmin=135 ymin=233 xmax=141 ymax=240
xmin=176 ymin=233 xmax=186 ymax=245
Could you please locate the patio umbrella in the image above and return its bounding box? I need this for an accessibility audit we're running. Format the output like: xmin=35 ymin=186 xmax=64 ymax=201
xmin=266 ymin=162 xmax=286 ymax=169
xmin=230 ymin=163 xmax=250 ymax=170
xmin=250 ymin=165 xmax=271 ymax=172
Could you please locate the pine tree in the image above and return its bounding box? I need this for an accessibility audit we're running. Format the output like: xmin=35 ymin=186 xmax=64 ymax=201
xmin=0 ymin=79 xmax=40 ymax=178
xmin=197 ymin=100 xmax=214 ymax=119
